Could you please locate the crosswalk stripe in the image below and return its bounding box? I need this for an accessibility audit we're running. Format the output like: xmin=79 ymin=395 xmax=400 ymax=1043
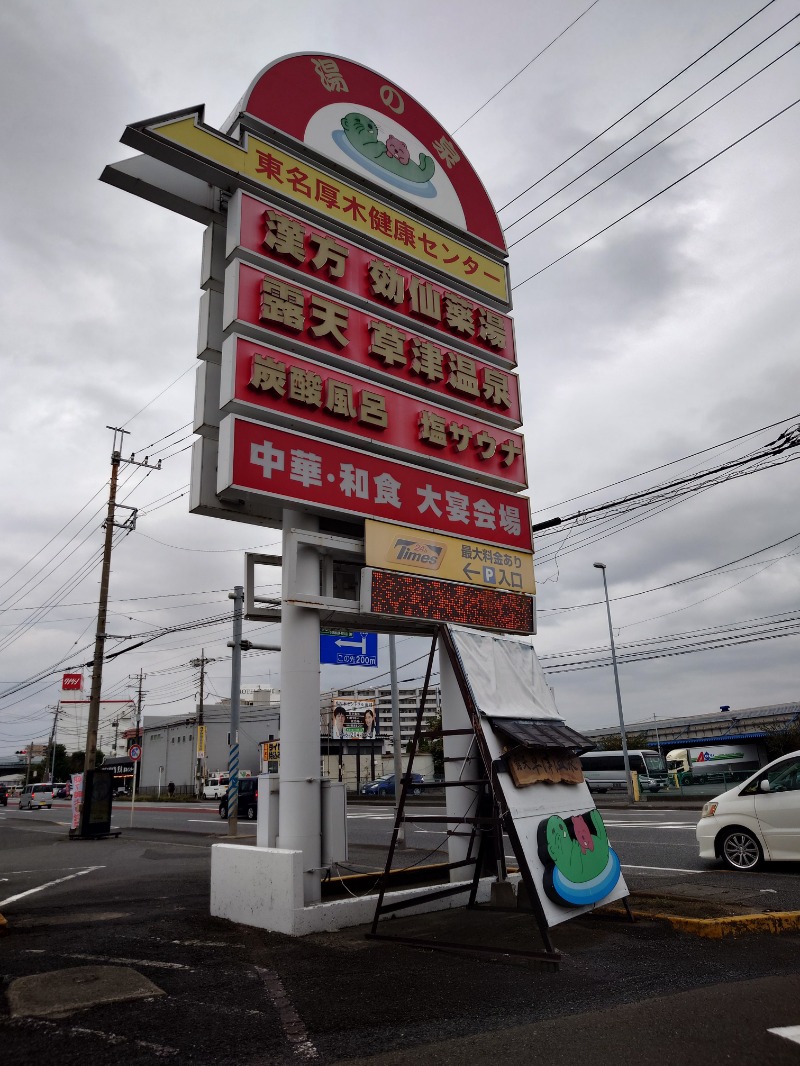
xmin=768 ymin=1026 xmax=800 ymax=1046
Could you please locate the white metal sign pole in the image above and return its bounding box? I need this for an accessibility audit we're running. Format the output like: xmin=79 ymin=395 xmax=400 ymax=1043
xmin=279 ymin=508 xmax=322 ymax=904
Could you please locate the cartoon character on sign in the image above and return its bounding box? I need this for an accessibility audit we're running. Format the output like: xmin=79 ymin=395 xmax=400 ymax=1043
xmin=537 ymin=808 xmax=621 ymax=908
xmin=340 ymin=113 xmax=435 ymax=184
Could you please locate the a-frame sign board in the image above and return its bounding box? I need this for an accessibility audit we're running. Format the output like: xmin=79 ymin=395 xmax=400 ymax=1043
xmin=367 ymin=625 xmax=630 ymax=965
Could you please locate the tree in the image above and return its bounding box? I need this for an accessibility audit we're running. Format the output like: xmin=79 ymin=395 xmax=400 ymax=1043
xmin=42 ymin=743 xmax=70 ymax=782
xmin=68 ymin=749 xmax=105 ymax=774
xmin=762 ymin=722 xmax=800 ymax=761
xmin=416 ymin=711 xmax=444 ymax=778
xmin=597 ymin=732 xmax=650 ymax=751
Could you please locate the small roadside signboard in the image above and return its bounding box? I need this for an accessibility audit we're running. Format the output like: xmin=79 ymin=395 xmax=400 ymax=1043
xmin=320 ymin=630 xmax=377 ymax=668
xmin=129 ymin=744 xmax=142 ymax=761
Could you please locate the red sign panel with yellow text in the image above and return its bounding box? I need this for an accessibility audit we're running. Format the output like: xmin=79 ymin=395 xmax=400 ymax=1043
xmin=220 ymin=335 xmax=527 ymax=490
xmin=218 ymin=415 xmax=533 ymax=553
xmin=223 ymin=261 xmax=521 ymax=427
xmin=227 ymin=191 xmax=516 ymax=366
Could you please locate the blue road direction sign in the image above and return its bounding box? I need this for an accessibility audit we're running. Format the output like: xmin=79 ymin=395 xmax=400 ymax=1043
xmin=320 ymin=630 xmax=378 ymax=668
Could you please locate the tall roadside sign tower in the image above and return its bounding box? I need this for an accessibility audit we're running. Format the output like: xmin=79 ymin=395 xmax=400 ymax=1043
xmin=103 ymin=53 xmax=533 ymax=915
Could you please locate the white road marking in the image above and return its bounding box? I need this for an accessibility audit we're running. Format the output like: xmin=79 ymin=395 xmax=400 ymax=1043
xmin=188 ymin=819 xmax=226 ymax=824
xmin=63 ymin=952 xmax=192 ymax=970
xmin=4 ymin=1017 xmax=177 ymax=1055
xmin=768 ymin=1026 xmax=800 ymax=1046
xmin=621 ymin=864 xmax=704 ymax=874
xmin=605 ymin=821 xmax=695 ymax=829
xmin=0 ymin=865 xmax=104 ymax=907
xmin=256 ymin=965 xmax=319 ymax=1060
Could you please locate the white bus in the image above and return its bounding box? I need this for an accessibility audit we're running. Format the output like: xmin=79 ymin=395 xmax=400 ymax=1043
xmin=580 ymin=749 xmax=669 ymax=793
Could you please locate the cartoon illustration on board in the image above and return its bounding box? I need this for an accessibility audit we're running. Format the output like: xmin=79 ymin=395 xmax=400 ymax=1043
xmin=333 ymin=112 xmax=437 ymax=197
xmin=537 ymin=808 xmax=622 ymax=907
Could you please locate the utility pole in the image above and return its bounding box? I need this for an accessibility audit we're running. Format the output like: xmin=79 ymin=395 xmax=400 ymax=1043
xmin=190 ymin=651 xmax=206 ymax=798
xmin=80 ymin=429 xmax=160 ymax=836
xmin=83 ymin=428 xmax=127 ymax=781
xmin=46 ymin=705 xmax=60 ymax=782
xmin=125 ymin=671 xmax=145 ymax=783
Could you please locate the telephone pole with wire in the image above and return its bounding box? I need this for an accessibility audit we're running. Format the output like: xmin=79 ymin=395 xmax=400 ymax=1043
xmin=190 ymin=651 xmax=207 ymax=797
xmin=79 ymin=428 xmax=160 ymax=838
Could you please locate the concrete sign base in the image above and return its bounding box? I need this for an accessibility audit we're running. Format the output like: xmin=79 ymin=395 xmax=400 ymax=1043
xmin=210 ymin=843 xmax=502 ymax=936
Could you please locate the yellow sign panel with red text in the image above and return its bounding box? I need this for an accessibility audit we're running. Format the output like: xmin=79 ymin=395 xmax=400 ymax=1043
xmin=365 ymin=520 xmax=535 ymax=595
xmin=150 ymin=115 xmax=509 ymax=303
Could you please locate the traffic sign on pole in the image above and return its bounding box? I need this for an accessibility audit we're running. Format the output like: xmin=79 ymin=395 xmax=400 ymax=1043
xmin=320 ymin=631 xmax=377 ymax=667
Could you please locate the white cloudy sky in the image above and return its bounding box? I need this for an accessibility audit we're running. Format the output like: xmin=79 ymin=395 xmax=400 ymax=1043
xmin=1 ymin=0 xmax=798 ymax=755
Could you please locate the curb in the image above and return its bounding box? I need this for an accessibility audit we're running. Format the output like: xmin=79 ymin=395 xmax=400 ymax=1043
xmin=600 ymin=902 xmax=800 ymax=938
xmin=659 ymin=910 xmax=800 ymax=939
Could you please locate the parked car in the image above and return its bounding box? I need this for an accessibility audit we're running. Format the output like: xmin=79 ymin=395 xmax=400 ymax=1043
xmin=56 ymin=784 xmax=71 ymax=798
xmin=218 ymin=778 xmax=258 ymax=820
xmin=203 ymin=774 xmax=230 ymax=800
xmin=361 ymin=773 xmax=424 ymax=797
xmin=18 ymin=783 xmax=54 ymax=810
xmin=696 ymin=749 xmax=800 ymax=870
xmin=0 ymin=782 xmax=9 ymax=806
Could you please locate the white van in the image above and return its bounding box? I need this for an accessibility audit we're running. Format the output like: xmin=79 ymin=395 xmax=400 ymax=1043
xmin=696 ymin=748 xmax=800 ymax=870
xmin=202 ymin=774 xmax=229 ymax=800
xmin=19 ymin=783 xmax=54 ymax=810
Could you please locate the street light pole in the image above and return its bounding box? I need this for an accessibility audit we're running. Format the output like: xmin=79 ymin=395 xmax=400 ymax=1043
xmin=593 ymin=563 xmax=634 ymax=802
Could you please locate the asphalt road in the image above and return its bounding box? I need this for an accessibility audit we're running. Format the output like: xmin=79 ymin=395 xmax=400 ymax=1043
xmin=2 ymin=802 xmax=800 ymax=1065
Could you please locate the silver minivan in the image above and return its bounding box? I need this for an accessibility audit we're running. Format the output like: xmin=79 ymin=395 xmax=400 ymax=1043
xmin=18 ymin=783 xmax=54 ymax=810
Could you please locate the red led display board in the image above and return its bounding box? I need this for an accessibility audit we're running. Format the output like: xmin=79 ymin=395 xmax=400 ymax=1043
xmin=223 ymin=260 xmax=521 ymax=427
xmin=229 ymin=191 xmax=517 ymax=366
xmin=361 ymin=567 xmax=535 ymax=635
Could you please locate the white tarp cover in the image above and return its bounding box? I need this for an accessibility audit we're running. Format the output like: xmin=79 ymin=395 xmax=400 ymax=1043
xmin=448 ymin=626 xmax=561 ymax=721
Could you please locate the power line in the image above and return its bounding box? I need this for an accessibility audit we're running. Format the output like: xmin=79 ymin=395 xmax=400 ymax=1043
xmin=452 ymin=0 xmax=602 ymax=134
xmin=533 ymin=422 xmax=800 ymax=539
xmin=538 ymin=530 xmax=800 ymax=615
xmin=531 ymin=410 xmax=800 ymax=515
xmin=511 ymin=95 xmax=800 ymax=290
xmin=498 ymin=0 xmax=779 ymax=212
xmin=507 ymin=35 xmax=800 ymax=249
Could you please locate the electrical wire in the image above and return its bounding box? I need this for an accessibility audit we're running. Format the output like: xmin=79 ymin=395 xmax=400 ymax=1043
xmin=498 ymin=0 xmax=779 ymax=212
xmin=507 ymin=36 xmax=800 ymax=248
xmin=452 ymin=0 xmax=602 ymax=134
xmin=511 ymin=95 xmax=800 ymax=289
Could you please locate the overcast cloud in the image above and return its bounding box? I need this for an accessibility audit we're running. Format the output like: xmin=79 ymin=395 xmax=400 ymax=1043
xmin=1 ymin=0 xmax=798 ymax=755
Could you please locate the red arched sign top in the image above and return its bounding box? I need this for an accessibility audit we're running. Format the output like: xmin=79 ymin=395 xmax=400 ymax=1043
xmin=232 ymin=53 xmax=506 ymax=254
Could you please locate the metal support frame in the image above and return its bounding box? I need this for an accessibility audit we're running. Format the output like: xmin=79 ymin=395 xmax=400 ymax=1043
xmin=366 ymin=626 xmax=561 ymax=967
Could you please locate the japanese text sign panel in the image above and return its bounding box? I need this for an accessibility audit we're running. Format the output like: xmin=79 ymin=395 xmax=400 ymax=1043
xmin=221 ymin=335 xmax=527 ymax=491
xmin=150 ymin=114 xmax=509 ymax=303
xmin=320 ymin=631 xmax=378 ymax=668
xmin=228 ymin=191 xmax=516 ymax=365
xmin=365 ymin=519 xmax=535 ymax=594
xmin=218 ymin=415 xmax=533 ymax=552
xmin=361 ymin=567 xmax=535 ymax=635
xmin=224 ymin=261 xmax=521 ymax=427
xmin=237 ymin=54 xmax=506 ymax=250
